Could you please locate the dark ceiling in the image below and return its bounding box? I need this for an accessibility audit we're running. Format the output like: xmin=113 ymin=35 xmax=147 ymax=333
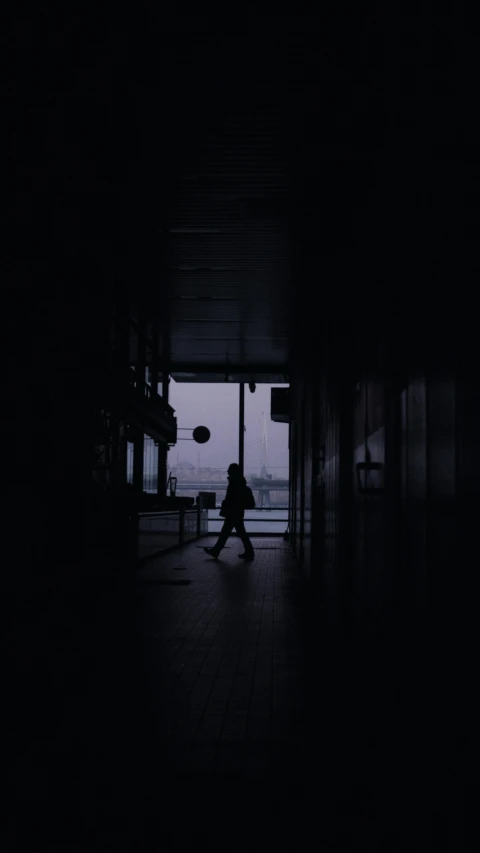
xmin=130 ymin=14 xmax=386 ymax=381
xmin=6 ymin=13 xmax=470 ymax=393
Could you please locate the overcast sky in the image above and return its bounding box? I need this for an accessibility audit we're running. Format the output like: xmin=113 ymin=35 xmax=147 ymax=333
xmin=167 ymin=382 xmax=289 ymax=476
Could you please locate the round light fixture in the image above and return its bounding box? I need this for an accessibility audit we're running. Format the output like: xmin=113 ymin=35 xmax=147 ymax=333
xmin=193 ymin=426 xmax=210 ymax=444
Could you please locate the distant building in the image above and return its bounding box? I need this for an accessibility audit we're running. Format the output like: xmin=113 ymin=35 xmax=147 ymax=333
xmin=176 ymin=459 xmax=195 ymax=470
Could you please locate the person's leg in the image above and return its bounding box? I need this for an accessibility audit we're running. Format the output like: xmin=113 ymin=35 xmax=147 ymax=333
xmin=235 ymin=520 xmax=254 ymax=558
xmin=205 ymin=518 xmax=234 ymax=557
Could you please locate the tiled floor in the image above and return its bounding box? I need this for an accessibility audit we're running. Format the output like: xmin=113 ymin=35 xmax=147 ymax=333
xmin=135 ymin=537 xmax=319 ymax=849
xmin=14 ymin=537 xmax=466 ymax=850
xmin=133 ymin=538 xmax=434 ymax=851
xmin=137 ymin=538 xmax=307 ymax=774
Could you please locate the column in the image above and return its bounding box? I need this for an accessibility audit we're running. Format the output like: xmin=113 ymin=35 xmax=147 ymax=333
xmin=156 ymin=364 xmax=169 ymax=497
xmin=239 ymin=383 xmax=245 ymax=474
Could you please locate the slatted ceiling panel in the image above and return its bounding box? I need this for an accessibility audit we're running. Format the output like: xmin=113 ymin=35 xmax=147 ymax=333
xmin=136 ymin=18 xmax=385 ymax=378
xmin=175 ymin=175 xmax=288 ymax=187
xmin=166 ymin=283 xmax=282 ymax=300
xmin=168 ymin=248 xmax=287 ymax=264
xmin=171 ymin=304 xmax=288 ymax=325
xmin=172 ymin=181 xmax=290 ymax=197
xmin=168 ymin=232 xmax=292 ymax=254
xmin=172 ymin=323 xmax=290 ymax=341
xmin=167 ymin=271 xmax=289 ymax=288
xmin=171 ymin=330 xmax=287 ymax=346
xmin=172 ymin=336 xmax=287 ymax=351
xmin=169 ymin=201 xmax=289 ymax=220
xmin=167 ymin=222 xmax=289 ymax=237
xmin=172 ymin=335 xmax=288 ymax=347
xmin=176 ymin=302 xmax=285 ymax=320
xmin=169 ymin=300 xmax=278 ymax=323
xmin=170 ymin=346 xmax=286 ymax=364
xmin=172 ymin=329 xmax=289 ymax=346
xmin=155 ymin=45 xmax=295 ymax=376
xmin=179 ymin=150 xmax=288 ymax=167
xmin=168 ymin=252 xmax=291 ymax=267
xmin=169 ymin=300 xmax=240 ymax=323
xmin=173 ymin=202 xmax=290 ymax=214
xmin=172 ymin=326 xmax=289 ymax=343
xmin=171 ymin=320 xmax=290 ymax=342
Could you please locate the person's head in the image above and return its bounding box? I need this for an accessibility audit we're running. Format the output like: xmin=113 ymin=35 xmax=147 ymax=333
xmin=227 ymin=463 xmax=241 ymax=479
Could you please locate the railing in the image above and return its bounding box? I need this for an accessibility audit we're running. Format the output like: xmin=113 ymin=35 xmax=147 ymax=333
xmin=136 ymin=506 xmax=288 ymax=563
xmin=207 ymin=508 xmax=288 ymax=536
xmin=137 ymin=507 xmax=208 ymax=562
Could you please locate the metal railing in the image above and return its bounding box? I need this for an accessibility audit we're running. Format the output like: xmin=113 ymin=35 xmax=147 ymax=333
xmin=137 ymin=507 xmax=208 ymax=563
xmin=136 ymin=506 xmax=288 ymax=564
xmin=207 ymin=508 xmax=288 ymax=535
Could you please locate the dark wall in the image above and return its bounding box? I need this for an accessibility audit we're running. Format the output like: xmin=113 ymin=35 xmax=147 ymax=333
xmin=290 ymin=326 xmax=353 ymax=631
xmin=291 ymin=379 xmax=306 ymax=568
xmin=350 ymin=373 xmax=389 ymax=630
xmin=288 ymin=9 xmax=476 ymax=654
xmin=290 ymin=350 xmax=479 ymax=654
xmin=321 ymin=379 xmax=343 ymax=624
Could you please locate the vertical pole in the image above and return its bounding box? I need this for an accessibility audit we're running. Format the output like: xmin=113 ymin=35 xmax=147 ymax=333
xmin=151 ymin=323 xmax=159 ymax=395
xmin=159 ymin=311 xmax=171 ymax=498
xmin=151 ymin=323 xmax=163 ymax=496
xmin=239 ymin=383 xmax=245 ymax=474
xmin=156 ymin=369 xmax=169 ymax=496
xmin=162 ymin=372 xmax=169 ymax=403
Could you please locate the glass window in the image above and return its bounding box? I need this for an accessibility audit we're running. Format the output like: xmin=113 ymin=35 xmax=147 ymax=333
xmin=167 ymin=380 xmax=239 ymax=507
xmin=126 ymin=441 xmax=134 ymax=484
xmin=244 ymin=383 xmax=289 ymax=534
xmin=143 ymin=436 xmax=159 ymax=493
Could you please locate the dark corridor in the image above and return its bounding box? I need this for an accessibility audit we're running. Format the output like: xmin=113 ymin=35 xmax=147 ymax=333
xmin=7 ymin=11 xmax=480 ymax=852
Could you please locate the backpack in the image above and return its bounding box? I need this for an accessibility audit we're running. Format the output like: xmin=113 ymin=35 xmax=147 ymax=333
xmin=244 ymin=486 xmax=256 ymax=510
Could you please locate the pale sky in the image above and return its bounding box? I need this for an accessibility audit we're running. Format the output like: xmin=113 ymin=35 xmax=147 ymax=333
xmin=167 ymin=382 xmax=289 ymax=476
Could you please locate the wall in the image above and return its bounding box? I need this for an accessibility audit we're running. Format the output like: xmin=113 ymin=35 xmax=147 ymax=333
xmin=351 ymin=374 xmax=389 ymax=631
xmin=291 ymin=379 xmax=306 ymax=570
xmin=322 ymin=380 xmax=342 ymax=624
xmin=290 ymin=345 xmax=477 ymax=651
xmin=290 ymin=332 xmax=353 ymax=631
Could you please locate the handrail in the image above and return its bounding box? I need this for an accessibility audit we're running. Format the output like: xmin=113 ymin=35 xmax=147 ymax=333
xmin=137 ymin=505 xmax=209 ymax=563
xmin=138 ymin=508 xmax=200 ymax=518
xmin=138 ymin=511 xmax=181 ymax=517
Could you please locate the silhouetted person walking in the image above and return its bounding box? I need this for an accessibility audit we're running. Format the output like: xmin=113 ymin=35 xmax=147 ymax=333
xmin=204 ymin=463 xmax=255 ymax=561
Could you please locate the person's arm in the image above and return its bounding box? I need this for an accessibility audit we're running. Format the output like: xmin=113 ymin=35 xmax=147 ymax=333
xmin=222 ymin=486 xmax=231 ymax=509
